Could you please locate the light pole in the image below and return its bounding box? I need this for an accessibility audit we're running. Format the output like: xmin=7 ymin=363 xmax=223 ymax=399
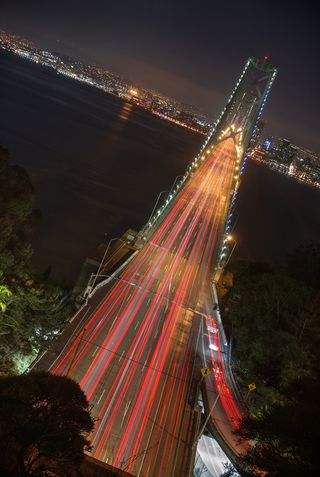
xmin=224 ymin=235 xmax=237 ymax=267
xmin=146 ymin=190 xmax=169 ymax=224
xmin=192 ymin=380 xmax=225 ymax=449
xmin=169 ymin=175 xmax=182 ymax=196
xmin=91 ymin=237 xmax=123 ymax=289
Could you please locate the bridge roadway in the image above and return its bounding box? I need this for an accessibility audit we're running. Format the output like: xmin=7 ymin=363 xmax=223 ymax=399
xmin=37 ymin=137 xmax=240 ymax=476
xmin=197 ymin=286 xmax=249 ymax=464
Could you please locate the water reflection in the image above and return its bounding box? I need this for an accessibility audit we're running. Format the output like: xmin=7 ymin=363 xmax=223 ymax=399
xmin=118 ymin=102 xmax=133 ymax=121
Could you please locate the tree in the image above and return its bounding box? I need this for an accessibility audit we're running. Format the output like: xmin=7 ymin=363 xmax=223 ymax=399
xmin=0 ymin=372 xmax=94 ymax=476
xmin=0 ymin=272 xmax=12 ymax=312
xmin=222 ymin=258 xmax=319 ymax=408
xmin=235 ymin=371 xmax=320 ymax=476
xmin=0 ymin=145 xmax=34 ymax=280
xmin=0 ymin=278 xmax=70 ymax=376
xmin=0 ymin=145 xmax=70 ymax=376
xmin=223 ymin=247 xmax=320 ymax=476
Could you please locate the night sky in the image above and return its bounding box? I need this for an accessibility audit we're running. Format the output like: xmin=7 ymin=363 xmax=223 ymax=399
xmin=1 ymin=0 xmax=319 ymax=151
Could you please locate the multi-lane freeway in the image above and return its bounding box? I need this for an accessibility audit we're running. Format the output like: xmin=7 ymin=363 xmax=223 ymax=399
xmin=39 ymin=136 xmax=242 ymax=476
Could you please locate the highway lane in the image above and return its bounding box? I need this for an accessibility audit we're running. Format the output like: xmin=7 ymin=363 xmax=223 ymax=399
xmin=197 ymin=289 xmax=249 ymax=462
xmin=46 ymin=137 xmax=239 ymax=476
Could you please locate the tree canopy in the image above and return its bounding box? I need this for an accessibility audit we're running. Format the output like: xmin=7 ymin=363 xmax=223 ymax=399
xmin=0 ymin=145 xmax=70 ymax=375
xmin=222 ymin=252 xmax=320 ymax=408
xmin=0 ymin=371 xmax=94 ymax=477
xmin=222 ymin=244 xmax=320 ymax=476
xmin=234 ymin=368 xmax=320 ymax=476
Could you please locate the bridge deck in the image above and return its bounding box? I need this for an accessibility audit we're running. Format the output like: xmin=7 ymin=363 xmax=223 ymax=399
xmin=35 ymin=138 xmax=239 ymax=476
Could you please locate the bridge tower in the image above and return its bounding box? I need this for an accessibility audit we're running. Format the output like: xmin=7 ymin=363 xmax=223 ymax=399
xmin=206 ymin=56 xmax=278 ymax=153
xmin=143 ymin=57 xmax=278 ymax=237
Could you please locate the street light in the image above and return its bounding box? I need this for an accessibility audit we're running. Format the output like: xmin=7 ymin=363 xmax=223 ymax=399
xmin=224 ymin=235 xmax=237 ymax=267
xmin=169 ymin=175 xmax=182 ymax=196
xmin=146 ymin=190 xmax=169 ymax=224
xmin=192 ymin=379 xmax=226 ymax=449
xmin=91 ymin=237 xmax=123 ymax=289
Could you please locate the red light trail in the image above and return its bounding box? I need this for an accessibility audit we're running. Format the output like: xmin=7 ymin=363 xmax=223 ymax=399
xmin=49 ymin=137 xmax=242 ymax=475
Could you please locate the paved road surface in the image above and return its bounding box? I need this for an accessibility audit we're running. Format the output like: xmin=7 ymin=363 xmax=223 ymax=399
xmin=37 ymin=137 xmax=240 ymax=476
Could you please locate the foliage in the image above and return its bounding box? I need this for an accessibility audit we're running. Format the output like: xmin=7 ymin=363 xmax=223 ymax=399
xmin=0 ymin=280 xmax=70 ymax=375
xmin=0 ymin=371 xmax=94 ymax=476
xmin=0 ymin=145 xmax=34 ymax=280
xmin=235 ymin=370 xmax=320 ymax=476
xmin=0 ymin=145 xmax=70 ymax=375
xmin=0 ymin=273 xmax=12 ymax=312
xmin=223 ymin=243 xmax=320 ymax=475
xmin=222 ymin=252 xmax=320 ymax=408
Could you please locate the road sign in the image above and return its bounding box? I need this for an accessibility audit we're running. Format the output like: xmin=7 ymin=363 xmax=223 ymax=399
xmin=200 ymin=367 xmax=211 ymax=377
xmin=248 ymin=383 xmax=256 ymax=391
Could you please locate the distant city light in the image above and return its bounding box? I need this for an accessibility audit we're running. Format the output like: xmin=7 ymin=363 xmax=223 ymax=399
xmin=0 ymin=30 xmax=215 ymax=137
xmin=252 ymin=136 xmax=320 ymax=190
xmin=129 ymin=88 xmax=139 ymax=96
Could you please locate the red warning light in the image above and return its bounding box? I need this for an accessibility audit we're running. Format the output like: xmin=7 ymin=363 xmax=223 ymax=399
xmin=264 ymin=54 xmax=269 ymax=61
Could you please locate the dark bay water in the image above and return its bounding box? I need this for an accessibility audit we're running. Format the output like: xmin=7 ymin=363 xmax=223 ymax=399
xmin=1 ymin=51 xmax=319 ymax=284
xmin=233 ymin=160 xmax=320 ymax=263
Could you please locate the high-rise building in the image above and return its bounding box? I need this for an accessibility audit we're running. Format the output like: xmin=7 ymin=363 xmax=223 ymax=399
xmin=262 ymin=136 xmax=296 ymax=165
xmin=257 ymin=136 xmax=320 ymax=186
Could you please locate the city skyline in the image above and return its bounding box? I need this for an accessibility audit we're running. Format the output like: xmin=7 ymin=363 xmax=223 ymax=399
xmin=1 ymin=28 xmax=319 ymax=162
xmin=1 ymin=1 xmax=319 ymax=151
xmin=0 ymin=29 xmax=213 ymax=135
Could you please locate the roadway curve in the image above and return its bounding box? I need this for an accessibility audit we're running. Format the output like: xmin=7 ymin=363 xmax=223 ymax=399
xmin=43 ymin=138 xmax=240 ymax=476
